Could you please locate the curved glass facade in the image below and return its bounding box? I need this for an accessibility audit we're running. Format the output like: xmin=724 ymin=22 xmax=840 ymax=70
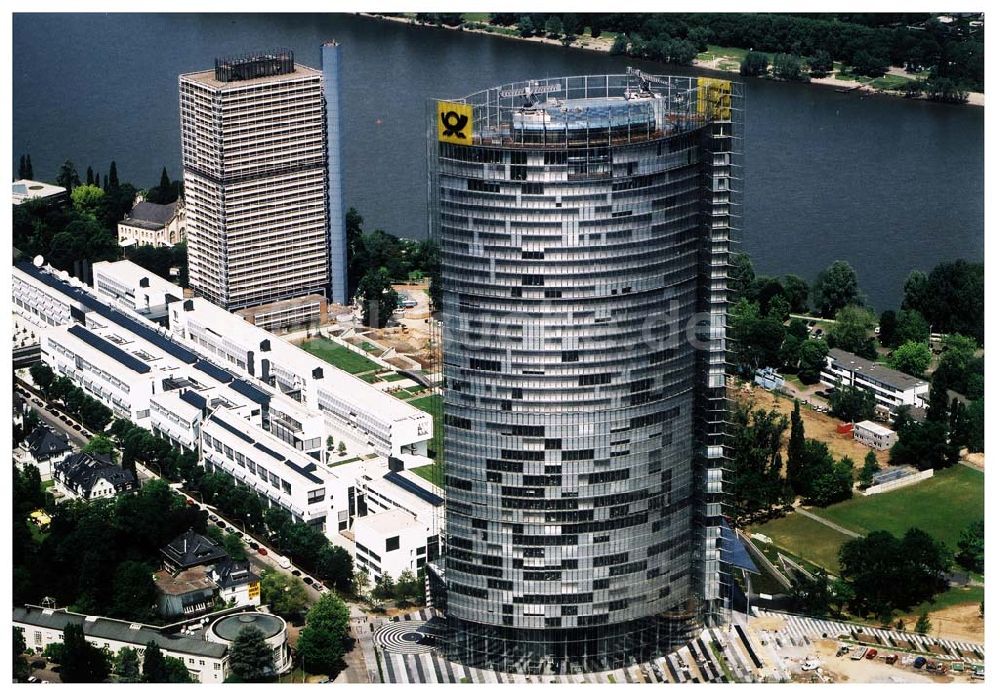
xmin=428 ymin=74 xmax=742 ymax=673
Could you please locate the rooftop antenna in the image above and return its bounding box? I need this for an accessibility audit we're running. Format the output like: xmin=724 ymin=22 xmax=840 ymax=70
xmin=41 ymin=596 xmax=57 ymax=609
xmin=500 ymin=80 xmax=561 ymax=108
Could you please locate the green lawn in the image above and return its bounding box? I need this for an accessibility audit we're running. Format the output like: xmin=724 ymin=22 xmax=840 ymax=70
xmin=300 ymin=338 xmax=382 ymax=375
xmin=376 ymin=373 xmax=405 ymax=383
xmin=871 ymin=74 xmax=913 ymax=90
xmin=816 ymin=466 xmax=983 ymax=550
xmin=751 ymin=512 xmax=853 ymax=573
xmin=411 ymin=464 xmax=444 ymax=488
xmin=409 ymin=394 xmax=443 ymax=466
xmin=462 ymin=13 xmax=492 ymax=22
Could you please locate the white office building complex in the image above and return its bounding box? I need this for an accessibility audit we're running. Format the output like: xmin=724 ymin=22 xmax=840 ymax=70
xmin=14 ymin=259 xmax=439 ymax=576
xmin=822 ymin=348 xmax=930 ymax=410
xmin=92 ymin=260 xmax=184 ymax=321
xmin=169 ymin=296 xmax=432 ymax=459
xmin=180 ymin=50 xmax=331 ymax=311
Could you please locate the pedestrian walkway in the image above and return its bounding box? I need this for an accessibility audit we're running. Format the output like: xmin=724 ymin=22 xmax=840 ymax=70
xmin=759 ymin=610 xmax=985 ymax=661
xmin=369 ymin=613 xmax=752 ymax=684
xmin=794 ymin=507 xmax=861 ymax=538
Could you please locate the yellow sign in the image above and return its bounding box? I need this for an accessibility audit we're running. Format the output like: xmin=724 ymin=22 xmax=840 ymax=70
xmin=697 ymin=78 xmax=732 ymax=120
xmin=437 ymin=100 xmax=474 ymax=145
xmin=248 ymin=581 xmax=260 ymax=600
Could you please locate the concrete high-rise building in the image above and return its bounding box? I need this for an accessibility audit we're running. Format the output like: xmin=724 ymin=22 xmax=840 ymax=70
xmin=180 ymin=48 xmax=344 ymax=311
xmin=427 ymin=72 xmax=742 ymax=672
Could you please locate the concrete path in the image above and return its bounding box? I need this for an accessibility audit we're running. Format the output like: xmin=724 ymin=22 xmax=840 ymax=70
xmin=794 ymin=507 xmax=861 ymax=538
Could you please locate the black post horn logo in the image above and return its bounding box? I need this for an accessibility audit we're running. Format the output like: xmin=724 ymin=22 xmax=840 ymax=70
xmin=441 ymin=110 xmax=469 ymax=139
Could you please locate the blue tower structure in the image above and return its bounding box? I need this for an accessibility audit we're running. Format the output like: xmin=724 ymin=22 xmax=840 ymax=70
xmin=322 ymin=41 xmax=348 ymax=305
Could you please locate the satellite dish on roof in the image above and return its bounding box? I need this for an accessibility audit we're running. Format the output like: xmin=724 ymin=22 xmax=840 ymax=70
xmin=33 ymin=255 xmax=44 ymax=267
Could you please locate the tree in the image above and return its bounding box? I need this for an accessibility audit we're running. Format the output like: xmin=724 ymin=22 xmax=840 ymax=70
xmin=878 ymin=310 xmax=897 ymax=347
xmin=740 ymin=50 xmax=770 ymax=77
xmin=108 ymin=161 xmax=119 ymax=191
xmin=13 ymin=627 xmax=30 ymax=682
xmin=517 ymin=15 xmax=535 ymax=37
xmin=228 ymin=626 xmax=274 ymax=682
xmin=838 ymin=529 xmax=950 ymax=617
xmin=797 ymin=338 xmax=829 ymax=384
xmin=82 ymin=435 xmax=116 ymax=457
xmin=772 ymin=53 xmax=804 ymax=81
xmin=827 ymin=305 xmax=877 ymax=358
xmin=56 ymin=160 xmax=81 ymax=193
xmin=25 ymin=154 xmax=34 ymax=179
xmin=892 ymin=309 xmax=930 ymax=347
xmin=813 ymin=261 xmax=864 ymax=318
xmin=357 ymin=267 xmax=399 ymax=328
xmin=544 ymin=15 xmax=563 ymax=38
xmin=110 ymin=561 xmax=157 ymax=622
xmin=789 ymin=569 xmax=833 ymax=616
xmin=730 ymin=403 xmax=790 ymax=520
xmin=610 ymin=33 xmax=628 ymax=55
xmin=925 ymin=371 xmax=950 ymax=424
xmin=955 ymin=520 xmax=984 ymax=574
xmin=828 ymin=385 xmax=876 ymax=423
xmin=18 ymin=154 xmax=28 ymax=180
xmin=786 ymin=400 xmax=805 ymax=487
xmin=222 ymin=531 xmax=248 ymax=562
xmin=140 ymin=641 xmax=166 ymax=682
xmin=887 ymin=341 xmax=931 ymax=377
xmin=914 ymin=611 xmax=932 ymax=635
xmin=29 ymin=361 xmax=55 ymax=394
xmin=373 ymin=573 xmax=396 ymax=602
xmin=59 ymin=623 xmax=110 ymax=683
xmin=316 ymin=545 xmax=354 ymax=593
xmin=259 ymin=568 xmax=308 ymax=620
xmin=859 ymin=450 xmax=879 ymax=489
xmin=852 ymin=50 xmax=889 ymax=77
xmin=338 ymin=440 xmax=346 ymax=455
xmin=902 ymin=261 xmax=983 ymax=343
xmin=729 ymin=252 xmax=756 ymax=302
xmin=808 ymin=456 xmax=854 ymax=507
xmin=113 ymin=646 xmax=142 ymax=682
xmin=781 ymin=274 xmax=810 ymax=313
xmin=809 ymin=49 xmax=833 ymax=77
xmin=297 ymin=592 xmax=351 ymax=676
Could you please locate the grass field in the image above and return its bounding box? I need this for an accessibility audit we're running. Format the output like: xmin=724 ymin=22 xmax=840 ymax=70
xmin=816 ymin=466 xmax=984 ymax=550
xmin=409 ymin=394 xmax=443 ymax=465
xmin=411 ymin=464 xmax=444 ymax=488
xmin=300 ymin=338 xmax=381 ymax=375
xmin=871 ymin=74 xmax=913 ymax=90
xmin=750 ymin=512 xmax=853 ymax=573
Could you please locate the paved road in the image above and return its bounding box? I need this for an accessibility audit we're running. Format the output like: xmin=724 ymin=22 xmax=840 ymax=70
xmin=15 ymin=378 xmax=92 ymax=448
xmin=794 ymin=506 xmax=861 ymax=538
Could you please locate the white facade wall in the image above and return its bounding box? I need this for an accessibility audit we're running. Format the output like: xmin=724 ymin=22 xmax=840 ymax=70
xmin=150 ymin=392 xmax=203 ymax=451
xmin=40 ymin=325 xmax=157 ymax=426
xmin=12 ymin=266 xmax=82 ymax=329
xmin=821 ymin=358 xmax=929 ymax=409
xmin=92 ymin=260 xmax=183 ymax=317
xmin=117 ymin=206 xmax=185 ymax=247
xmin=201 ymin=411 xmax=338 ymax=531
xmin=14 ymin=610 xmax=228 ymax=683
xmin=353 ymin=509 xmax=432 ymax=580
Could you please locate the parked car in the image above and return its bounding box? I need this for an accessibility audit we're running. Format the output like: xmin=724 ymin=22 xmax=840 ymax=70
xmin=257 ymin=547 xmax=268 ymax=556
xmin=836 ymin=646 xmax=852 ymax=658
xmin=302 ymin=577 xmax=314 ymax=586
xmin=208 ymin=514 xmax=219 ymax=523
xmin=276 ymin=555 xmax=291 ymax=569
xmin=186 ymin=499 xmax=195 ymax=506
xmin=312 ymin=582 xmax=324 ymax=591
xmin=801 ymin=660 xmax=821 ymax=671
xmin=850 ymin=648 xmax=867 ymax=661
xmin=865 ymin=648 xmax=878 ymax=660
xmin=885 ymin=655 xmax=899 ymax=665
xmin=913 ymin=656 xmax=927 ymax=669
xmin=290 ymin=570 xmax=301 ymax=577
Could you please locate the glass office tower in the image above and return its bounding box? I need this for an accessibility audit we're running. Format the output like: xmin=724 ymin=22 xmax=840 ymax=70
xmin=428 ymin=73 xmax=742 ymax=673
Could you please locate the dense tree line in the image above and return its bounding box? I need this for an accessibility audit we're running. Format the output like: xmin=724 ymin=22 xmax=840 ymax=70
xmin=479 ymin=13 xmax=983 ymax=92
xmin=31 ymin=363 xmax=113 ymax=432
xmin=187 ymin=466 xmax=354 ymax=595
xmin=13 ymin=478 xmax=205 ymax=621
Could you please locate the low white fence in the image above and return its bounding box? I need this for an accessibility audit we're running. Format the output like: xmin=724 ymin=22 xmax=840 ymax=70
xmin=862 ymin=468 xmax=934 ymax=496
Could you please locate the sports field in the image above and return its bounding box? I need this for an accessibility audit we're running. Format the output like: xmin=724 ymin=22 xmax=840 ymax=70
xmin=751 ymin=512 xmax=853 ymax=573
xmin=817 ymin=465 xmax=983 ymax=550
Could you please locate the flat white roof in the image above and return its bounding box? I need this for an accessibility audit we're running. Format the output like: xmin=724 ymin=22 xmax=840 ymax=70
xmin=854 ymin=420 xmax=895 ymax=436
xmin=355 ymin=508 xmax=421 ymax=536
xmin=150 ymin=390 xmax=202 ymax=422
xmin=12 ymin=179 xmax=66 ymax=204
xmin=93 ymin=260 xmax=183 ymax=298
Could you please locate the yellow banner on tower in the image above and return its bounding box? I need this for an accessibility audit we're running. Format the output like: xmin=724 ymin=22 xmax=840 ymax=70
xmin=697 ymin=78 xmax=732 ymax=120
xmin=437 ymin=100 xmax=474 ymax=145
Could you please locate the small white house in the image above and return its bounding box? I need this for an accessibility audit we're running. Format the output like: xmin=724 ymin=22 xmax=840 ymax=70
xmin=52 ymin=452 xmax=137 ymax=500
xmin=853 ymin=420 xmax=898 ymax=451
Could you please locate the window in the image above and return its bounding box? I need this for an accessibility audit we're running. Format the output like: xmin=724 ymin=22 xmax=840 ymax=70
xmin=385 ymin=536 xmax=400 ymax=552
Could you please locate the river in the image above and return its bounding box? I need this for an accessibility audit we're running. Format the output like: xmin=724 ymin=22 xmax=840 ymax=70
xmin=12 ymin=13 xmax=984 ymax=312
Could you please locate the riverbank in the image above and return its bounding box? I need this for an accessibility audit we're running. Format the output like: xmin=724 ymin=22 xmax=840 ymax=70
xmin=361 ymin=13 xmax=984 ymax=107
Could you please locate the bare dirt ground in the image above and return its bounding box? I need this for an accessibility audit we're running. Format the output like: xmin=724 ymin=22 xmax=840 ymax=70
xmin=740 ymin=385 xmax=892 ymax=469
xmin=901 ymin=603 xmax=984 ymax=644
xmin=748 ymin=615 xmax=975 ymax=684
